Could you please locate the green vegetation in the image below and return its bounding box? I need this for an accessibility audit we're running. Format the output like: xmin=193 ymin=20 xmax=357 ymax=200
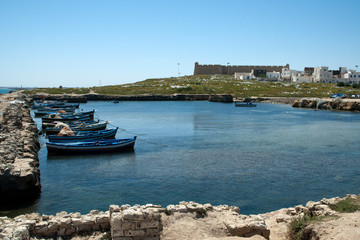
xmin=22 ymin=87 xmax=90 ymax=95
xmin=22 ymin=75 xmax=360 ymax=97
xmin=288 ymin=215 xmax=327 ymax=240
xmin=329 ymin=196 xmax=360 ymax=213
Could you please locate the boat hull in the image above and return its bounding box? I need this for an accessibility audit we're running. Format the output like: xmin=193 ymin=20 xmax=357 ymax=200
xmin=47 ymin=137 xmax=136 ymax=154
xmin=45 ymin=122 xmax=108 ymax=135
xmin=48 ymin=128 xmax=118 ymax=142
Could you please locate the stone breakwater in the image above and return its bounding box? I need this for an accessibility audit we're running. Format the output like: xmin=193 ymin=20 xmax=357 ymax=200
xmin=28 ymin=93 xmax=234 ymax=103
xmin=292 ymin=98 xmax=360 ymax=111
xmin=0 ymin=195 xmax=358 ymax=240
xmin=0 ymin=93 xmax=41 ymax=206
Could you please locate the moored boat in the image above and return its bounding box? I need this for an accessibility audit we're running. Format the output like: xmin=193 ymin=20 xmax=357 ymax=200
xmin=41 ymin=114 xmax=93 ymax=123
xmin=46 ymin=137 xmax=136 ymax=153
xmin=34 ymin=108 xmax=76 ymax=117
xmin=234 ymin=102 xmax=257 ymax=107
xmin=48 ymin=128 xmax=118 ymax=142
xmin=45 ymin=121 xmax=108 ymax=135
xmin=42 ymin=110 xmax=95 ymax=119
xmin=33 ymin=101 xmax=80 ymax=109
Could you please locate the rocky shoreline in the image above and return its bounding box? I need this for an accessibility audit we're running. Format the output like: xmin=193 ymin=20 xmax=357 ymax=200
xmin=0 ymin=92 xmax=41 ymax=206
xmin=292 ymin=98 xmax=360 ymax=111
xmin=28 ymin=93 xmax=235 ymax=103
xmin=1 ymin=195 xmax=359 ymax=240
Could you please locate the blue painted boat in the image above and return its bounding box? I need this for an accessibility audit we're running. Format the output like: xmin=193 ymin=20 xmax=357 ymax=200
xmin=41 ymin=113 xmax=94 ymax=123
xmin=42 ymin=110 xmax=95 ymax=119
xmin=234 ymin=102 xmax=257 ymax=107
xmin=44 ymin=121 xmax=108 ymax=135
xmin=46 ymin=137 xmax=136 ymax=153
xmin=34 ymin=108 xmax=76 ymax=117
xmin=33 ymin=101 xmax=80 ymax=109
xmin=48 ymin=128 xmax=118 ymax=142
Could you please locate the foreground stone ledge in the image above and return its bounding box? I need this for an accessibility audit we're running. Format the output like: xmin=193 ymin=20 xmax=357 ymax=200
xmin=0 ymin=92 xmax=41 ymax=205
xmin=1 ymin=195 xmax=356 ymax=240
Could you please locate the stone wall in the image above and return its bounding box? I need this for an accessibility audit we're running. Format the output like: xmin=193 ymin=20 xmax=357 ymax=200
xmin=2 ymin=195 xmax=356 ymax=240
xmin=0 ymin=93 xmax=41 ymax=206
xmin=194 ymin=62 xmax=289 ymax=75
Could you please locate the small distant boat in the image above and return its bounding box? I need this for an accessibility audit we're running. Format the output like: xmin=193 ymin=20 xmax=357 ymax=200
xmin=45 ymin=121 xmax=108 ymax=135
xmin=46 ymin=137 xmax=137 ymax=153
xmin=113 ymin=100 xmax=119 ymax=103
xmin=234 ymin=102 xmax=257 ymax=107
xmin=48 ymin=128 xmax=118 ymax=142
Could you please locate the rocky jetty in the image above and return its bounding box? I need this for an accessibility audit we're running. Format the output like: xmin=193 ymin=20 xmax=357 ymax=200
xmin=28 ymin=93 xmax=234 ymax=103
xmin=1 ymin=195 xmax=359 ymax=240
xmin=0 ymin=93 xmax=41 ymax=206
xmin=292 ymin=98 xmax=360 ymax=111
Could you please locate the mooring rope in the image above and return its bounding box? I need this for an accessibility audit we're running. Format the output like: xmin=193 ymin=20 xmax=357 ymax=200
xmin=93 ymin=111 xmax=167 ymax=146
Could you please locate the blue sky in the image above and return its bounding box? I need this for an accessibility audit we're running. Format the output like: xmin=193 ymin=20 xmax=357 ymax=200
xmin=1 ymin=0 xmax=359 ymax=88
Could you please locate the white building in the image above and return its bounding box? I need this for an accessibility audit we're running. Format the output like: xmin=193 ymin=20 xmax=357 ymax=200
xmin=281 ymin=68 xmax=297 ymax=81
xmin=266 ymin=71 xmax=281 ymax=81
xmin=313 ymin=67 xmax=333 ymax=83
xmin=292 ymin=74 xmax=314 ymax=83
xmin=348 ymin=72 xmax=360 ymax=84
xmin=234 ymin=72 xmax=254 ymax=80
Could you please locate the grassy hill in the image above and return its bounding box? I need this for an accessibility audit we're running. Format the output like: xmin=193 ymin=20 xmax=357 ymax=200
xmin=22 ymin=75 xmax=360 ymax=98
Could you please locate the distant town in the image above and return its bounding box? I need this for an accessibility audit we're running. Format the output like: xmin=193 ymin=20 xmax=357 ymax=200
xmin=194 ymin=62 xmax=360 ymax=85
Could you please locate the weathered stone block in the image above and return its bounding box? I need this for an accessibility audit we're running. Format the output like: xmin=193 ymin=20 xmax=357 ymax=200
xmin=124 ymin=229 xmax=145 ymax=237
xmin=140 ymin=220 xmax=159 ymax=229
xmin=111 ymin=229 xmax=124 ymax=238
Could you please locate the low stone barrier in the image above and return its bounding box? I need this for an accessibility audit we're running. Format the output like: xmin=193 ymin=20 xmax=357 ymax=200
xmin=0 ymin=196 xmax=357 ymax=240
xmin=0 ymin=93 xmax=41 ymax=205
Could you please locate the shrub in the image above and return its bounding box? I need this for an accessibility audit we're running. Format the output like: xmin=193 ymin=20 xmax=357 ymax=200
xmin=352 ymin=84 xmax=360 ymax=88
xmin=329 ymin=196 xmax=360 ymax=213
xmin=288 ymin=215 xmax=325 ymax=240
xmin=337 ymin=82 xmax=345 ymax=87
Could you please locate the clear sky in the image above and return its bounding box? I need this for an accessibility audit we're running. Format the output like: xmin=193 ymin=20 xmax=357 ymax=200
xmin=1 ymin=0 xmax=359 ymax=88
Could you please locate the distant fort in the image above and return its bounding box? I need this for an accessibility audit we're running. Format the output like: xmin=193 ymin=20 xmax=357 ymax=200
xmin=193 ymin=62 xmax=290 ymax=75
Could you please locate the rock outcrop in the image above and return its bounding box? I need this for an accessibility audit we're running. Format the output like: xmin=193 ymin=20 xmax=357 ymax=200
xmin=0 ymin=93 xmax=41 ymax=206
xmin=292 ymin=98 xmax=360 ymax=111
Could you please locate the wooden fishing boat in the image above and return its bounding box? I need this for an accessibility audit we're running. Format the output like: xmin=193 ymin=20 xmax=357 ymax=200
xmin=46 ymin=137 xmax=136 ymax=153
xmin=34 ymin=108 xmax=76 ymax=117
xmin=33 ymin=102 xmax=80 ymax=109
xmin=45 ymin=121 xmax=108 ymax=135
xmin=234 ymin=102 xmax=257 ymax=107
xmin=41 ymin=114 xmax=93 ymax=123
xmin=42 ymin=110 xmax=95 ymax=119
xmin=48 ymin=128 xmax=118 ymax=142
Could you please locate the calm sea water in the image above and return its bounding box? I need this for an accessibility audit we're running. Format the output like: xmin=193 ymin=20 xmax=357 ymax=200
xmin=27 ymin=101 xmax=360 ymax=215
xmin=0 ymin=88 xmax=16 ymax=94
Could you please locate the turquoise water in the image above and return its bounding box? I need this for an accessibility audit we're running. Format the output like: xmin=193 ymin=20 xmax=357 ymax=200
xmin=33 ymin=101 xmax=360 ymax=215
xmin=0 ymin=88 xmax=16 ymax=94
